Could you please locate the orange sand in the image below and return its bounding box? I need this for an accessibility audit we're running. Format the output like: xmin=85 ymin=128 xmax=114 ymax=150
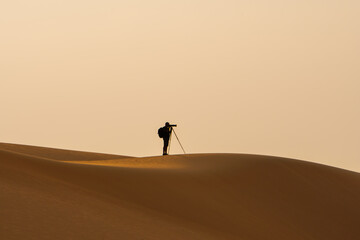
xmin=1 ymin=143 xmax=360 ymax=240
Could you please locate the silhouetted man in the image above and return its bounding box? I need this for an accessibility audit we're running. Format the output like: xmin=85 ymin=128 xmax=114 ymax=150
xmin=158 ymin=122 xmax=177 ymax=155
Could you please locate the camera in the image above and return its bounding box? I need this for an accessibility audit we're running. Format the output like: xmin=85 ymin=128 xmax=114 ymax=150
xmin=165 ymin=122 xmax=177 ymax=127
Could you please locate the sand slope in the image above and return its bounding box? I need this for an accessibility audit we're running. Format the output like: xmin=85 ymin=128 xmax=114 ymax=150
xmin=0 ymin=142 xmax=131 ymax=161
xmin=1 ymin=144 xmax=360 ymax=240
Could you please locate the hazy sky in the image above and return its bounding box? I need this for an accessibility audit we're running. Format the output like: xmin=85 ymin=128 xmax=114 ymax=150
xmin=1 ymin=1 xmax=359 ymax=172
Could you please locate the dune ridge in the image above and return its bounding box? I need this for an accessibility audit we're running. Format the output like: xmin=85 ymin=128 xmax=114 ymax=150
xmin=0 ymin=142 xmax=131 ymax=161
xmin=1 ymin=143 xmax=360 ymax=240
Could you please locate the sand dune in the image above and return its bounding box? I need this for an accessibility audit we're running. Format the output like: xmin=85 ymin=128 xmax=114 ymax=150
xmin=1 ymin=143 xmax=360 ymax=240
xmin=0 ymin=143 xmax=131 ymax=161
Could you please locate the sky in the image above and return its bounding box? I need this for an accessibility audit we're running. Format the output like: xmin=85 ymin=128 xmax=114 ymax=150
xmin=1 ymin=0 xmax=359 ymax=172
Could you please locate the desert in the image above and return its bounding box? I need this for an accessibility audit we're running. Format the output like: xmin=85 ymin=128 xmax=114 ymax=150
xmin=1 ymin=142 xmax=360 ymax=240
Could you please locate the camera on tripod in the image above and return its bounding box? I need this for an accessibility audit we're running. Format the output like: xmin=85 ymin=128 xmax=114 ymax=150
xmin=165 ymin=122 xmax=177 ymax=128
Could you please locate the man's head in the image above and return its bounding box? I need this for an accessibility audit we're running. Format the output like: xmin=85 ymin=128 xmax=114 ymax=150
xmin=165 ymin=122 xmax=170 ymax=127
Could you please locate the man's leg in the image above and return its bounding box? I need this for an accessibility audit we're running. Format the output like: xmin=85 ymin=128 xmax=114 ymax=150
xmin=163 ymin=138 xmax=169 ymax=155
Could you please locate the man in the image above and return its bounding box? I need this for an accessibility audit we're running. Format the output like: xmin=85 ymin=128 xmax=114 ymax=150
xmin=159 ymin=122 xmax=177 ymax=155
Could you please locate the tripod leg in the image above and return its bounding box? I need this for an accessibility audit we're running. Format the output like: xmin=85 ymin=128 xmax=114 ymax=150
xmin=173 ymin=129 xmax=186 ymax=154
xmin=168 ymin=131 xmax=173 ymax=154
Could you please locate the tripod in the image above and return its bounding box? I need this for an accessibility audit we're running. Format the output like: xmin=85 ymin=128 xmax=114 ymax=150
xmin=168 ymin=128 xmax=186 ymax=154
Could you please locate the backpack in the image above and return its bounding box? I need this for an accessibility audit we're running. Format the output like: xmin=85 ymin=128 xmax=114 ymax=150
xmin=158 ymin=127 xmax=166 ymax=138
